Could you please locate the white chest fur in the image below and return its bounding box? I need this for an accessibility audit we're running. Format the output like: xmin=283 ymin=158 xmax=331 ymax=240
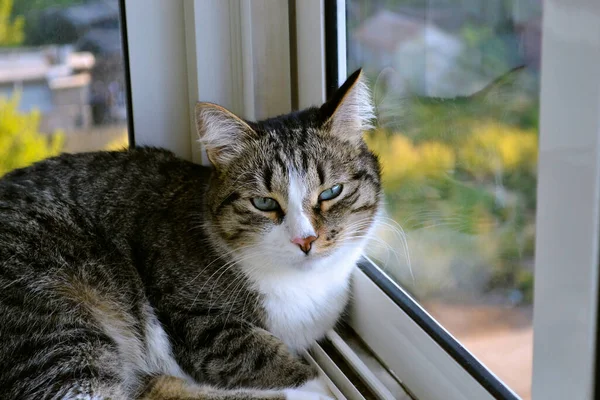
xmin=246 ymin=248 xmax=361 ymax=352
xmin=261 ymin=270 xmax=350 ymax=352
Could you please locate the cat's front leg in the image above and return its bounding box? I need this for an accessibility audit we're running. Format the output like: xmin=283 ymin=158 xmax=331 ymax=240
xmin=172 ymin=317 xmax=320 ymax=391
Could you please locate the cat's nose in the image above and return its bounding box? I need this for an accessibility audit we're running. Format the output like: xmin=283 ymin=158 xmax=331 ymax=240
xmin=291 ymin=235 xmax=318 ymax=255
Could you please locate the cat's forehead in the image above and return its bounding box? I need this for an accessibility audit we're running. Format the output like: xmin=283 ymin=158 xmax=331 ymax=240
xmin=261 ymin=130 xmax=348 ymax=169
xmin=260 ymin=126 xmax=323 ymax=150
xmin=256 ymin=149 xmax=333 ymax=196
xmin=228 ymin=132 xmax=349 ymax=197
xmin=257 ymin=122 xmax=351 ymax=159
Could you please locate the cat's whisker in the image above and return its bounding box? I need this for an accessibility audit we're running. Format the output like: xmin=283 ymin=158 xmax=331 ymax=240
xmin=340 ymin=233 xmax=404 ymax=259
xmin=203 ymin=250 xmax=270 ymax=313
xmin=374 ymin=217 xmax=413 ymax=279
xmin=187 ymin=257 xmax=250 ymax=312
xmin=340 ymin=222 xmax=374 ymax=235
xmin=344 ymin=217 xmax=376 ymax=229
xmin=340 ymin=234 xmax=397 ymax=266
xmin=400 ymin=209 xmax=467 ymax=230
xmin=186 ymin=243 xmax=262 ymax=288
xmin=238 ymin=264 xmax=264 ymax=324
xmin=202 ymin=252 xmax=262 ymax=297
xmin=345 ymin=217 xmax=414 ymax=285
xmin=220 ymin=257 xmax=271 ymax=326
xmin=222 ymin=266 xmax=261 ymax=326
xmin=214 ymin=255 xmax=267 ymax=306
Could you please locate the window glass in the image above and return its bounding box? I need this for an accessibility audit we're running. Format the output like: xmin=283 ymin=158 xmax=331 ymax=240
xmin=0 ymin=0 xmax=128 ymax=177
xmin=346 ymin=1 xmax=542 ymax=398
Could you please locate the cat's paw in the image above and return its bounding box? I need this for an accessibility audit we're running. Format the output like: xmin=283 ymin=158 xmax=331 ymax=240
xmin=283 ymin=378 xmax=335 ymax=400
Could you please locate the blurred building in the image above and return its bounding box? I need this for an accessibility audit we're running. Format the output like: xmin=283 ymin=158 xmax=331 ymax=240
xmin=349 ymin=1 xmax=542 ymax=97
xmin=3 ymin=0 xmax=128 ymax=130
xmin=0 ymin=46 xmax=95 ymax=133
xmin=352 ymin=10 xmax=464 ymax=97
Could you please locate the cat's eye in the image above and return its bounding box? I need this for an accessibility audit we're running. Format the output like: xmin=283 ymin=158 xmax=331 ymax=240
xmin=318 ymin=184 xmax=343 ymax=201
xmin=251 ymin=197 xmax=280 ymax=212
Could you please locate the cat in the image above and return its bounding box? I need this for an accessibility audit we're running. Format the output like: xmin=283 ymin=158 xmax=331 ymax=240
xmin=0 ymin=69 xmax=382 ymax=400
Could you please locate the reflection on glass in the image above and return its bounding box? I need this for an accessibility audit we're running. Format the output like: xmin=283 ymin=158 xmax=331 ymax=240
xmin=346 ymin=1 xmax=542 ymax=398
xmin=0 ymin=0 xmax=128 ymax=177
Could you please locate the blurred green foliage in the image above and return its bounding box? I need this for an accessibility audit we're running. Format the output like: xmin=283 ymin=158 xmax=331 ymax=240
xmin=0 ymin=93 xmax=64 ymax=177
xmin=12 ymin=0 xmax=85 ymax=16
xmin=0 ymin=0 xmax=24 ymax=46
xmin=10 ymin=0 xmax=88 ymax=45
xmin=366 ymin=75 xmax=539 ymax=304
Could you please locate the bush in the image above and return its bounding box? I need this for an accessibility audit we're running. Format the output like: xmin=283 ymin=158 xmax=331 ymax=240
xmin=365 ymin=131 xmax=455 ymax=191
xmin=0 ymin=0 xmax=24 ymax=46
xmin=0 ymin=93 xmax=64 ymax=177
xmin=365 ymin=119 xmax=538 ymax=303
xmin=459 ymin=122 xmax=538 ymax=180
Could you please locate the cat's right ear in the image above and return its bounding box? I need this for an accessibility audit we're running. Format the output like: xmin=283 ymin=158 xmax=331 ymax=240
xmin=195 ymin=102 xmax=255 ymax=169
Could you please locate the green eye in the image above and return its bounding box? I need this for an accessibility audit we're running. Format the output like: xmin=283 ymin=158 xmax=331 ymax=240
xmin=318 ymin=184 xmax=343 ymax=201
xmin=251 ymin=197 xmax=280 ymax=211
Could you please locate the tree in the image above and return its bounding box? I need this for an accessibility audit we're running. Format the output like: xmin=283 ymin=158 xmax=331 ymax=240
xmin=0 ymin=0 xmax=24 ymax=46
xmin=0 ymin=93 xmax=65 ymax=177
xmin=13 ymin=0 xmax=88 ymax=46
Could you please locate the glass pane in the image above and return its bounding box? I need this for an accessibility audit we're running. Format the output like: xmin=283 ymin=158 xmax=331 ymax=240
xmin=346 ymin=1 xmax=541 ymax=398
xmin=0 ymin=0 xmax=128 ymax=177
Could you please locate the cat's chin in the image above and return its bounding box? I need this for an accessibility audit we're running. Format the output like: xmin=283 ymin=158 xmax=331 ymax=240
xmin=240 ymin=251 xmax=335 ymax=275
xmin=278 ymin=246 xmax=358 ymax=272
xmin=288 ymin=257 xmax=323 ymax=271
xmin=270 ymin=254 xmax=321 ymax=271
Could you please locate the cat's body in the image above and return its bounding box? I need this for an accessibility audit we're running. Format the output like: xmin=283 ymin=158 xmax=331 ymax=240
xmin=0 ymin=71 xmax=381 ymax=399
xmin=0 ymin=149 xmax=346 ymax=398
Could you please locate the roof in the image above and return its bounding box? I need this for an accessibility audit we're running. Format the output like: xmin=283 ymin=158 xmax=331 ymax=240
xmin=353 ymin=11 xmax=425 ymax=52
xmin=0 ymin=47 xmax=95 ymax=84
xmin=58 ymin=1 xmax=120 ymax=28
xmin=49 ymin=73 xmax=91 ymax=90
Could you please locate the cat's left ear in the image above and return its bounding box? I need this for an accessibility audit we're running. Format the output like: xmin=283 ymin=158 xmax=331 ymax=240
xmin=195 ymin=102 xmax=256 ymax=169
xmin=320 ymin=69 xmax=374 ymax=141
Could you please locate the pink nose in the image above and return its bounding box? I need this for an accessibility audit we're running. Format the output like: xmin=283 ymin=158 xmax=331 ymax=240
xmin=291 ymin=235 xmax=318 ymax=254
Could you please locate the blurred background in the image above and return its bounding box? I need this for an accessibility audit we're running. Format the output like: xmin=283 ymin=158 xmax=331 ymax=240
xmin=0 ymin=0 xmax=127 ymax=177
xmin=346 ymin=1 xmax=542 ymax=398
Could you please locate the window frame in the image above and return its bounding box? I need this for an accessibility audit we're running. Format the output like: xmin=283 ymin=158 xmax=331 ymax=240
xmin=124 ymin=0 xmax=293 ymax=164
xmin=118 ymin=0 xmax=135 ymax=147
xmin=531 ymin=1 xmax=600 ymax=398
xmin=121 ymin=0 xmax=600 ymax=399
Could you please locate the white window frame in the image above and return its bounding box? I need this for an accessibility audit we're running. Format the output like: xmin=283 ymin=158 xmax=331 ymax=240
xmin=124 ymin=0 xmax=292 ymax=165
xmin=123 ymin=0 xmax=600 ymax=399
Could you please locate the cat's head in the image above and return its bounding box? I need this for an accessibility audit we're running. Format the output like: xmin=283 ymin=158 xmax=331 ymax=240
xmin=196 ymin=70 xmax=381 ymax=273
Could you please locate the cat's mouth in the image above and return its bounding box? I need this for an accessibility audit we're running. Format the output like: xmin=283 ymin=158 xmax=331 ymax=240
xmin=287 ymin=245 xmax=341 ymax=266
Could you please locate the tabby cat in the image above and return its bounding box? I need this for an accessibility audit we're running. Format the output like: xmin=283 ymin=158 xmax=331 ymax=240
xmin=0 ymin=70 xmax=381 ymax=399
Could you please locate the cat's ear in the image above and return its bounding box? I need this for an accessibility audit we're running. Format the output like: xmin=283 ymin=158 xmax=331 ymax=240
xmin=195 ymin=102 xmax=255 ymax=168
xmin=320 ymin=69 xmax=374 ymax=141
